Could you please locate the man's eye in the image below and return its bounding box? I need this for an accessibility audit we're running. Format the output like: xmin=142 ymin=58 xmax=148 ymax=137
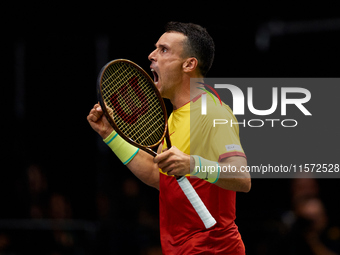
xmin=161 ymin=47 xmax=168 ymax=53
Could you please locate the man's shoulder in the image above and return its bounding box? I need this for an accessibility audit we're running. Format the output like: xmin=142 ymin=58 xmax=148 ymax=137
xmin=191 ymin=95 xmax=235 ymax=120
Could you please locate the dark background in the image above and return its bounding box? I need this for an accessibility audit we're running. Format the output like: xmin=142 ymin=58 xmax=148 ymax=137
xmin=2 ymin=2 xmax=340 ymax=254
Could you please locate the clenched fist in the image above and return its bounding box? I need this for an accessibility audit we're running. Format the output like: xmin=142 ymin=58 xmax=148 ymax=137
xmin=87 ymin=103 xmax=113 ymax=139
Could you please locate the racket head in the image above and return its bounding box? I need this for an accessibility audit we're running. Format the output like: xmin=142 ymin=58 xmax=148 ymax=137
xmin=97 ymin=59 xmax=170 ymax=153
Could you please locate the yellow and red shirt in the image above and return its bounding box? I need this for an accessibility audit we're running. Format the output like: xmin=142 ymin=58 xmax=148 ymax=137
xmin=159 ymin=94 xmax=246 ymax=254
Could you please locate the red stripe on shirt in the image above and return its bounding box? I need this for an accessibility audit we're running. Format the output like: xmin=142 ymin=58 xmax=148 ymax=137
xmin=219 ymin=151 xmax=247 ymax=162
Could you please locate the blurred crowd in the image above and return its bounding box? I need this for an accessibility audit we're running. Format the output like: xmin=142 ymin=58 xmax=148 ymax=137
xmin=277 ymin=176 xmax=340 ymax=254
xmin=0 ymin=164 xmax=339 ymax=255
xmin=244 ymin=174 xmax=340 ymax=255
xmin=0 ymin=163 xmax=162 ymax=255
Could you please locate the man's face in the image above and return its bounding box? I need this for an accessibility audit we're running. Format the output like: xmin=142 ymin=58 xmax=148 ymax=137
xmin=148 ymin=32 xmax=187 ymax=98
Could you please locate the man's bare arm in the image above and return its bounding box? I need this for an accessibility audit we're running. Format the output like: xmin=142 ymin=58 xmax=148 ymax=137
xmin=154 ymin=146 xmax=250 ymax=192
xmin=87 ymin=103 xmax=160 ymax=189
xmin=125 ymin=148 xmax=160 ymax=189
xmin=214 ymin=156 xmax=251 ymax=192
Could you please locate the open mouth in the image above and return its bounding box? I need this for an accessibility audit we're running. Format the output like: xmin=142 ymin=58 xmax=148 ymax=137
xmin=151 ymin=68 xmax=159 ymax=85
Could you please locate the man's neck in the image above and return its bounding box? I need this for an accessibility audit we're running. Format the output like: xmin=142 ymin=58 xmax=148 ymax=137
xmin=170 ymin=77 xmax=204 ymax=110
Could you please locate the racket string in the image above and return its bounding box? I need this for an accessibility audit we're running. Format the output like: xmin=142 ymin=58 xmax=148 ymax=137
xmin=104 ymin=64 xmax=148 ymax=113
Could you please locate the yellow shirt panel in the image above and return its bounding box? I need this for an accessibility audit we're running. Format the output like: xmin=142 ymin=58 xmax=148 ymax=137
xmin=160 ymin=94 xmax=245 ymax=174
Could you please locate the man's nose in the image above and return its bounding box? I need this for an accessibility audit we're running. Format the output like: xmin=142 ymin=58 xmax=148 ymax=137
xmin=148 ymin=49 xmax=157 ymax=62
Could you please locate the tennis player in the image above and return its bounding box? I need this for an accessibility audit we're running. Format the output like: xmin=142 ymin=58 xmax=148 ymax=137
xmin=88 ymin=22 xmax=251 ymax=254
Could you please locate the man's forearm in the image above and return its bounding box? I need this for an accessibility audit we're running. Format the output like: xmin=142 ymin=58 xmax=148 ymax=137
xmin=104 ymin=130 xmax=160 ymax=189
xmin=126 ymin=149 xmax=160 ymax=190
xmin=191 ymin=155 xmax=251 ymax=192
xmin=216 ymin=156 xmax=250 ymax=192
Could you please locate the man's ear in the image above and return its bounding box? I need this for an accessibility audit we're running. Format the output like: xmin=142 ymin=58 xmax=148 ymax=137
xmin=183 ymin=57 xmax=198 ymax=73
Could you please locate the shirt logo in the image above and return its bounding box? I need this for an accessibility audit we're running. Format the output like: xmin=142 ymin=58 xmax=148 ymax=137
xmin=225 ymin=144 xmax=242 ymax=152
xmin=197 ymin=82 xmax=222 ymax=115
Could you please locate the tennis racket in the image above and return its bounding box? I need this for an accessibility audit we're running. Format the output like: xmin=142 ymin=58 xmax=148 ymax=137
xmin=97 ymin=59 xmax=216 ymax=229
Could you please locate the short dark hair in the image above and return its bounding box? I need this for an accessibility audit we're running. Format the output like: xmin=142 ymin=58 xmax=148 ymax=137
xmin=165 ymin=21 xmax=215 ymax=77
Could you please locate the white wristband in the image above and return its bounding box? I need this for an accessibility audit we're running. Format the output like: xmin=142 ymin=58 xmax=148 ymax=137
xmin=191 ymin=155 xmax=220 ymax=183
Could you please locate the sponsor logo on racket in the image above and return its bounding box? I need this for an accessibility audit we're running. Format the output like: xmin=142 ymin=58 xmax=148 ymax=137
xmin=110 ymin=76 xmax=149 ymax=124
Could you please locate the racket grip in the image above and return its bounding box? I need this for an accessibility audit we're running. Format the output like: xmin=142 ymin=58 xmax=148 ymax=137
xmin=177 ymin=176 xmax=217 ymax=229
